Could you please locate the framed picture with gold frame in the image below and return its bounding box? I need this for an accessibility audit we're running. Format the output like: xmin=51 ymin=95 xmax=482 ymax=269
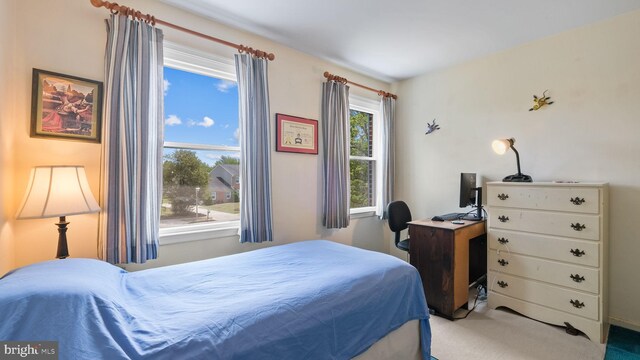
xmin=30 ymin=68 xmax=103 ymax=143
xmin=275 ymin=113 xmax=318 ymax=154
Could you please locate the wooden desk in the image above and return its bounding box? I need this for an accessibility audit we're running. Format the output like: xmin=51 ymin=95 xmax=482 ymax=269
xmin=408 ymin=219 xmax=486 ymax=319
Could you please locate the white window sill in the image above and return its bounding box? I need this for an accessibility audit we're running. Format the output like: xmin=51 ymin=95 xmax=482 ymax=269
xmin=159 ymin=221 xmax=239 ymax=245
xmin=159 ymin=208 xmax=380 ymax=245
xmin=350 ymin=207 xmax=377 ymax=219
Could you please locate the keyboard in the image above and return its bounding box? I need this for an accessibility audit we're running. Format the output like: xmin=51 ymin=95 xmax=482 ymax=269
xmin=438 ymin=212 xmax=465 ymax=221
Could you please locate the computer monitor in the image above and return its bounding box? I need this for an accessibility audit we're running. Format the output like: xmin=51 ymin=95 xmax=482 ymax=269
xmin=459 ymin=173 xmax=483 ymax=220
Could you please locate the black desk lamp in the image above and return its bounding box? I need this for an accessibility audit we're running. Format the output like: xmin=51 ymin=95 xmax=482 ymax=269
xmin=492 ymin=138 xmax=532 ymax=182
xmin=16 ymin=166 xmax=101 ymax=259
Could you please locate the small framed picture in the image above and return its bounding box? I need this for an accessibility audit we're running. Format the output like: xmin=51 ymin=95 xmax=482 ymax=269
xmin=30 ymin=68 xmax=103 ymax=143
xmin=276 ymin=113 xmax=318 ymax=154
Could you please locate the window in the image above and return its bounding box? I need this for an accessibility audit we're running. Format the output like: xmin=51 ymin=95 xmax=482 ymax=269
xmin=349 ymin=96 xmax=380 ymax=213
xmin=160 ymin=43 xmax=240 ymax=239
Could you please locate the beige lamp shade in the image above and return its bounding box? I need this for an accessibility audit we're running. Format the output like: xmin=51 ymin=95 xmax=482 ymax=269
xmin=492 ymin=138 xmax=514 ymax=155
xmin=16 ymin=166 xmax=101 ymax=220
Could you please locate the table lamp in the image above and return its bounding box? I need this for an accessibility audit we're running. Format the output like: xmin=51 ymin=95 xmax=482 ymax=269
xmin=16 ymin=166 xmax=101 ymax=259
xmin=491 ymin=138 xmax=532 ymax=182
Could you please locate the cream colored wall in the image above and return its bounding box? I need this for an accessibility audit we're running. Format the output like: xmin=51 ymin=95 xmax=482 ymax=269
xmin=8 ymin=0 xmax=104 ymax=268
xmin=394 ymin=10 xmax=640 ymax=330
xmin=3 ymin=0 xmax=391 ymax=273
xmin=0 ymin=0 xmax=17 ymax=274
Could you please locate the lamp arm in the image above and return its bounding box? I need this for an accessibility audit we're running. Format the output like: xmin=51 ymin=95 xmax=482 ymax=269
xmin=511 ymin=145 xmax=523 ymax=176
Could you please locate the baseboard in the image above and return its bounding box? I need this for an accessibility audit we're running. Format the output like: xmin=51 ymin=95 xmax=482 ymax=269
xmin=609 ymin=316 xmax=640 ymax=333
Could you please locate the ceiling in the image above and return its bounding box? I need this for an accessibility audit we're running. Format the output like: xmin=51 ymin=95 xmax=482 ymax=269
xmin=160 ymin=0 xmax=640 ymax=82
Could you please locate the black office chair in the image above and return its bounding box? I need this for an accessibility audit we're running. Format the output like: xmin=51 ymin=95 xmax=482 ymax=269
xmin=387 ymin=200 xmax=412 ymax=253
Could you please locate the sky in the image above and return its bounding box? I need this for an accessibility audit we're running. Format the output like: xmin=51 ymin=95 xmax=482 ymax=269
xmin=163 ymin=67 xmax=239 ymax=165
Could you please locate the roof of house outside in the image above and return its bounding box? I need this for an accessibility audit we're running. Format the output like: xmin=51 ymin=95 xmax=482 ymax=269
xmin=219 ymin=164 xmax=239 ymax=177
xmin=209 ymin=177 xmax=232 ymax=192
xmin=211 ymin=164 xmax=239 ymax=177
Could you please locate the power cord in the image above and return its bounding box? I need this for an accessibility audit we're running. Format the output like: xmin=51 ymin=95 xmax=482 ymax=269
xmin=462 ymin=207 xmax=489 ymax=220
xmin=453 ymin=283 xmax=487 ymax=320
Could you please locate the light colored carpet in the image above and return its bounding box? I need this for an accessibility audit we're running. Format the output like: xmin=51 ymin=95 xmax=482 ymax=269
xmin=430 ymin=291 xmax=606 ymax=360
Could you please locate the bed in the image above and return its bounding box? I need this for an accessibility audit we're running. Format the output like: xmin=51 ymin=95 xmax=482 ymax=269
xmin=0 ymin=240 xmax=431 ymax=359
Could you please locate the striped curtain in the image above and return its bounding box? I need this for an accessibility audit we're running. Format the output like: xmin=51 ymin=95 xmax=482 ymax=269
xmin=321 ymin=81 xmax=350 ymax=229
xmin=99 ymin=14 xmax=164 ymax=264
xmin=377 ymin=97 xmax=395 ymax=219
xmin=235 ymin=53 xmax=273 ymax=243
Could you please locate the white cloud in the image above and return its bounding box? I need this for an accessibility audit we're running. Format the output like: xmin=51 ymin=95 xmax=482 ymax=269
xmin=223 ymin=124 xmax=230 ymax=129
xmin=165 ymin=114 xmax=182 ymax=126
xmin=187 ymin=116 xmax=215 ymax=127
xmin=198 ymin=116 xmax=215 ymax=127
xmin=216 ymin=80 xmax=237 ymax=93
xmin=163 ymin=79 xmax=170 ymax=95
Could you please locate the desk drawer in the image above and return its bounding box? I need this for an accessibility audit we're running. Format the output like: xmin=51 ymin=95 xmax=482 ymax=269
xmin=490 ymin=271 xmax=599 ymax=320
xmin=489 ymin=252 xmax=599 ymax=294
xmin=488 ymin=230 xmax=599 ymax=267
xmin=488 ymin=209 xmax=600 ymax=240
xmin=488 ymin=185 xmax=600 ymax=214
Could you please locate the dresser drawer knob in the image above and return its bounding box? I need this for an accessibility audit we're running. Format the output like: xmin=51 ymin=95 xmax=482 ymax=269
xmin=570 ymin=274 xmax=586 ymax=283
xmin=570 ymin=248 xmax=586 ymax=257
xmin=570 ymin=299 xmax=585 ymax=309
xmin=497 ymin=280 xmax=508 ymax=288
xmin=497 ymin=193 xmax=509 ymax=200
xmin=570 ymin=223 xmax=586 ymax=231
xmin=498 ymin=259 xmax=509 ymax=266
xmin=570 ymin=197 xmax=586 ymax=205
xmin=497 ymin=237 xmax=509 ymax=244
xmin=498 ymin=215 xmax=510 ymax=223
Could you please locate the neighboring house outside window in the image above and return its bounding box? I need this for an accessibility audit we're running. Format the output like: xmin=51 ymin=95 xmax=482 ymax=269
xmin=208 ymin=164 xmax=239 ymax=204
xmin=160 ymin=43 xmax=240 ymax=243
xmin=349 ymin=96 xmax=380 ymax=215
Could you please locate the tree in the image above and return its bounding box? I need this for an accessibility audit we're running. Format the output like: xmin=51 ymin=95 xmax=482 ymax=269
xmin=214 ymin=155 xmax=240 ymax=167
xmin=163 ymin=150 xmax=212 ymax=216
xmin=350 ymin=110 xmax=373 ymax=208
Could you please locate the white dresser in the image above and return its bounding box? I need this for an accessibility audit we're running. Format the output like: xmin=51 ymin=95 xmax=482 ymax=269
xmin=486 ymin=182 xmax=608 ymax=343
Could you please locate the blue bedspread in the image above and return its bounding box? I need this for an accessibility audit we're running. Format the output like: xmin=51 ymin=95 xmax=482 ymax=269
xmin=0 ymin=240 xmax=430 ymax=359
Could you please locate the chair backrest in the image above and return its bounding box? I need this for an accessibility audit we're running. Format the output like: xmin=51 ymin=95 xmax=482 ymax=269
xmin=387 ymin=201 xmax=412 ymax=246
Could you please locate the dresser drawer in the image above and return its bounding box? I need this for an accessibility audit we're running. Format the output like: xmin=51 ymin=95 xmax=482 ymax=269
xmin=489 ymin=251 xmax=599 ymax=294
xmin=489 ymin=208 xmax=600 ymax=240
xmin=488 ymin=230 xmax=599 ymax=267
xmin=490 ymin=271 xmax=599 ymax=320
xmin=488 ymin=185 xmax=600 ymax=214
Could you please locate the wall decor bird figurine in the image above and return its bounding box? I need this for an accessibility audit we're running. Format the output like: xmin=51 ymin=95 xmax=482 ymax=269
xmin=425 ymin=119 xmax=440 ymax=135
xmin=529 ymin=90 xmax=554 ymax=111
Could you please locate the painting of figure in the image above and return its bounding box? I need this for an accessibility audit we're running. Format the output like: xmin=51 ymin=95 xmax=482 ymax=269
xmin=31 ymin=69 xmax=102 ymax=143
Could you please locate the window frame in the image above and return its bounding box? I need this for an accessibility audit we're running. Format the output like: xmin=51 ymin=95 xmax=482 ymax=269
xmin=348 ymin=95 xmax=381 ymax=217
xmin=160 ymin=42 xmax=240 ymax=245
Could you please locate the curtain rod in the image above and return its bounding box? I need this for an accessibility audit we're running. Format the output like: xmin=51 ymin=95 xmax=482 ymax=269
xmin=323 ymin=71 xmax=397 ymax=99
xmin=89 ymin=0 xmax=275 ymax=61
